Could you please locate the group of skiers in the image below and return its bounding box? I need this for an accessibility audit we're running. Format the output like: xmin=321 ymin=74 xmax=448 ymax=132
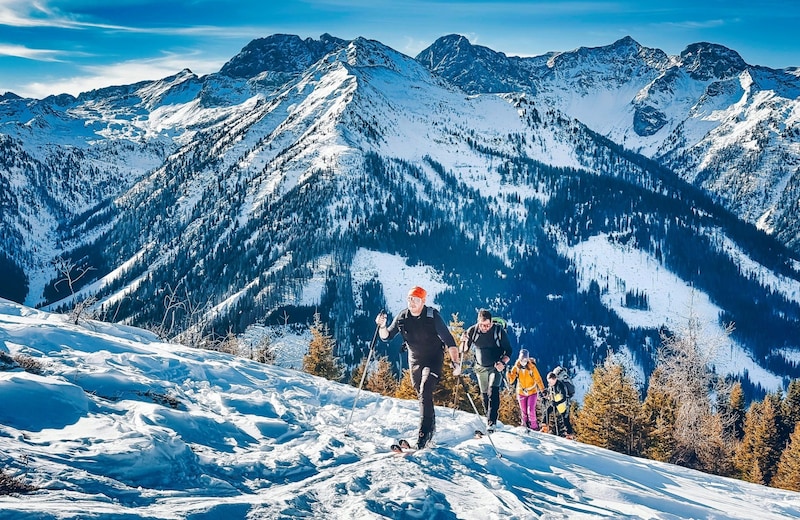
xmin=376 ymin=285 xmax=574 ymax=449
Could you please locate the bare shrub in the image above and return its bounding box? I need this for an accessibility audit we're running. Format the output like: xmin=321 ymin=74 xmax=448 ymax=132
xmin=0 ymin=469 xmax=35 ymax=495
xmin=0 ymin=353 xmax=45 ymax=375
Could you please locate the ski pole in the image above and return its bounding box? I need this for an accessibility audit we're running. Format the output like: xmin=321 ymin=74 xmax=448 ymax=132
xmin=344 ymin=314 xmax=382 ymax=437
xmin=451 ymin=352 xmax=465 ymax=418
xmin=465 ymin=385 xmax=502 ymax=458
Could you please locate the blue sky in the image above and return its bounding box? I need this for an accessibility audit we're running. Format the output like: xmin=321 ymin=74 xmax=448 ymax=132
xmin=1 ymin=0 xmax=798 ymax=99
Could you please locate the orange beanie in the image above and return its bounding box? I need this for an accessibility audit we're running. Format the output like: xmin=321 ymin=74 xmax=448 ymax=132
xmin=408 ymin=286 xmax=427 ymax=300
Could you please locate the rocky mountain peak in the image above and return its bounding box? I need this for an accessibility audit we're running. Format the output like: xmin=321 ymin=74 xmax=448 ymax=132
xmin=416 ymin=34 xmax=535 ymax=94
xmin=219 ymin=33 xmax=349 ymax=78
xmin=678 ymin=42 xmax=748 ymax=80
xmin=0 ymin=91 xmax=22 ymax=102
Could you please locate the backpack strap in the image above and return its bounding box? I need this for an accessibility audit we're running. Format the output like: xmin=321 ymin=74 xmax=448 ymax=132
xmin=397 ymin=309 xmax=409 ymax=351
xmin=469 ymin=324 xmax=480 ymax=347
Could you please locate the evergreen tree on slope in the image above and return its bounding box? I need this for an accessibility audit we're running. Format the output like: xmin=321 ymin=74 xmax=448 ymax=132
xmin=735 ymin=393 xmax=783 ymax=485
xmin=771 ymin=421 xmax=800 ymax=491
xmin=574 ymin=354 xmax=642 ymax=455
xmin=366 ymin=356 xmax=399 ymax=396
xmin=639 ymin=367 xmax=678 ymax=462
xmin=303 ymin=311 xmax=344 ymax=381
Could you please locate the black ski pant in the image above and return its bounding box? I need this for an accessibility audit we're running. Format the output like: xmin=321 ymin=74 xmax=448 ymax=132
xmin=544 ymin=404 xmax=573 ymax=435
xmin=411 ymin=365 xmax=439 ymax=437
xmin=475 ymin=365 xmax=501 ymax=425
xmin=482 ymin=389 xmax=500 ymax=425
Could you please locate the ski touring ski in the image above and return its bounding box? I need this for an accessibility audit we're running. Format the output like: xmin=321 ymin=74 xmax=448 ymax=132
xmin=390 ymin=438 xmax=417 ymax=455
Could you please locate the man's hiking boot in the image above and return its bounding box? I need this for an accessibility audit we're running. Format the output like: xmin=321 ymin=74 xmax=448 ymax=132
xmin=417 ymin=430 xmax=434 ymax=449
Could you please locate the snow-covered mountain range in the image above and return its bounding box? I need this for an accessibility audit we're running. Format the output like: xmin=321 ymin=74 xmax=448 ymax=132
xmin=420 ymin=35 xmax=800 ymax=248
xmin=3 ymin=298 xmax=800 ymax=519
xmin=1 ymin=34 xmax=799 ymax=399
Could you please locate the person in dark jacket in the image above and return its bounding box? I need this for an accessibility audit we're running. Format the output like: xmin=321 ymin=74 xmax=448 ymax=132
xmin=542 ymin=371 xmax=574 ymax=438
xmin=460 ymin=309 xmax=511 ymax=432
xmin=376 ymin=286 xmax=459 ymax=448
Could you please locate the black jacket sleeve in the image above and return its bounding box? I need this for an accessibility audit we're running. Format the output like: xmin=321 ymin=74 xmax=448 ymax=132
xmin=433 ymin=309 xmax=457 ymax=349
xmin=498 ymin=327 xmax=512 ymax=359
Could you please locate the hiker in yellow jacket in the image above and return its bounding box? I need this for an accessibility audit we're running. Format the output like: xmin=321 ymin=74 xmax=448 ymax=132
xmin=506 ymin=349 xmax=545 ymax=430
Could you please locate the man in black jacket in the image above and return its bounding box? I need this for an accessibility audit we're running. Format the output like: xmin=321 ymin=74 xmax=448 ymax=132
xmin=461 ymin=309 xmax=511 ymax=432
xmin=376 ymin=286 xmax=459 ymax=448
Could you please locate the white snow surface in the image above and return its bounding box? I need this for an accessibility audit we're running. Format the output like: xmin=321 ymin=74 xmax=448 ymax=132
xmin=2 ymin=299 xmax=800 ymax=520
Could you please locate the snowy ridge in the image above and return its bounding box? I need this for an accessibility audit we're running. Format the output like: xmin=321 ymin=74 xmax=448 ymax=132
xmin=2 ymin=299 xmax=800 ymax=519
xmin=419 ymin=36 xmax=800 ymax=252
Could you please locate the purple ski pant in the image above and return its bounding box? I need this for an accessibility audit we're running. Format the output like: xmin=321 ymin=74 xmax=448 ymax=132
xmin=518 ymin=393 xmax=539 ymax=429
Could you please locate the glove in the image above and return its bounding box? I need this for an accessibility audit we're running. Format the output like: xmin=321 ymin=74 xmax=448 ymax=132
xmin=494 ymin=361 xmax=506 ymax=371
xmin=451 ymin=361 xmax=461 ymax=377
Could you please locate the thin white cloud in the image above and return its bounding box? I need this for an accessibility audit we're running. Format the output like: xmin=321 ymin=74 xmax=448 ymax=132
xmin=0 ymin=42 xmax=63 ymax=61
xmin=661 ymin=18 xmax=729 ymax=30
xmin=0 ymin=0 xmax=83 ymax=28
xmin=0 ymin=0 xmax=166 ymax=32
xmin=20 ymin=51 xmax=226 ymax=98
xmin=0 ymin=0 xmax=269 ymax=37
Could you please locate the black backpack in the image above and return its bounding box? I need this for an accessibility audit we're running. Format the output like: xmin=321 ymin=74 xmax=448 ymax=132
xmin=553 ymin=365 xmax=575 ymax=398
xmin=397 ymin=306 xmax=441 ymax=352
xmin=469 ymin=316 xmax=507 ymax=348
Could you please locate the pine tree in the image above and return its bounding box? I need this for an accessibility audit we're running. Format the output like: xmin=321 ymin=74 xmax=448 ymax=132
xmin=394 ymin=369 xmax=418 ymax=400
xmin=446 ymin=313 xmax=470 ymax=412
xmin=432 ymin=313 xmax=462 ymax=408
xmin=365 ymin=356 xmax=399 ymax=396
xmin=453 ymin=360 xmax=482 ymax=416
xmin=781 ymin=380 xmax=800 ymax=441
xmin=735 ymin=394 xmax=783 ymax=485
xmin=771 ymin=422 xmax=800 ymax=491
xmin=698 ymin=412 xmax=736 ymax=477
xmin=726 ymin=381 xmax=746 ymax=441
xmin=639 ymin=367 xmax=677 ymax=462
xmin=446 ymin=312 xmax=482 ymax=414
xmin=498 ymin=385 xmax=521 ymax=426
xmin=302 ymin=311 xmax=344 ymax=382
xmin=574 ymin=355 xmax=642 ymax=455
xmin=350 ymin=358 xmax=366 ymax=387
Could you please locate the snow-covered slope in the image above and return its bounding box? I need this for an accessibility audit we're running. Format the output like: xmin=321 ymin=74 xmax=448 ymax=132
xmin=2 ymin=299 xmax=800 ymax=519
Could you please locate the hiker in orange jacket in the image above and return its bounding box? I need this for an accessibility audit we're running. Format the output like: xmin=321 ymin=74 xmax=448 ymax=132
xmin=506 ymin=349 xmax=545 ymax=430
